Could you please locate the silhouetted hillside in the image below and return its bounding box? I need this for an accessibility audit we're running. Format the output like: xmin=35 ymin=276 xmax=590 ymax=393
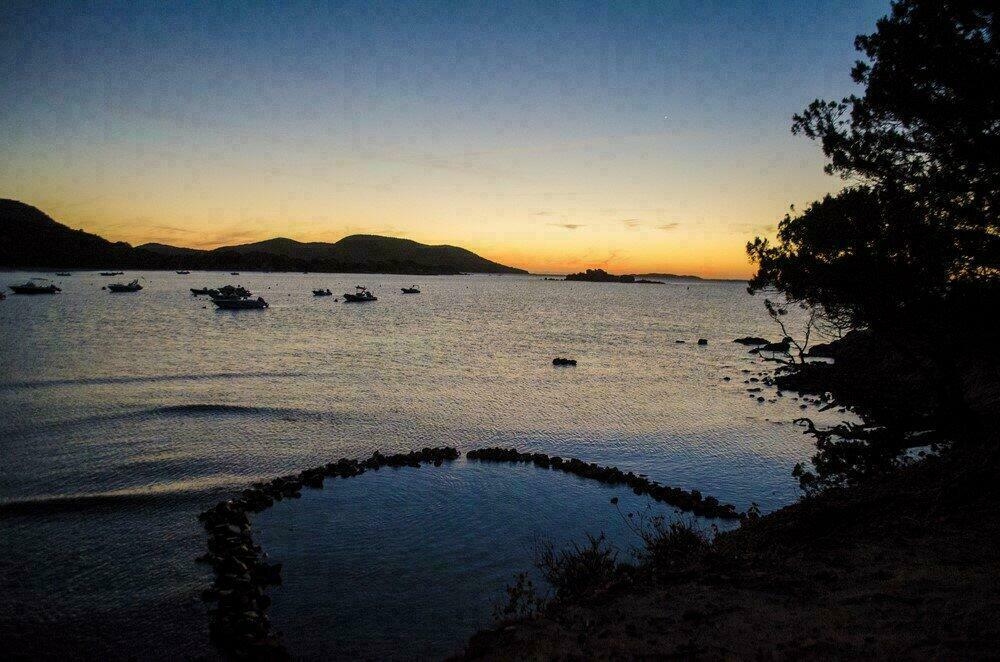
xmin=1 ymin=199 xmax=526 ymax=274
xmin=185 ymin=234 xmax=524 ymax=274
xmin=0 ymin=199 xmax=145 ymax=269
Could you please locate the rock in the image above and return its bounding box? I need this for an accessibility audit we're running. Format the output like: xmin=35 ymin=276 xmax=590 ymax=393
xmin=697 ymin=338 xmax=708 ymax=345
xmin=733 ymin=336 xmax=769 ymax=345
xmin=552 ymin=357 xmax=577 ymax=366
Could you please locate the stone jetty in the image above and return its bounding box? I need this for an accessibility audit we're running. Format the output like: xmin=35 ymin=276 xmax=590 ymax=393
xmin=197 ymin=447 xmax=460 ymax=659
xmin=465 ymin=447 xmax=741 ymax=520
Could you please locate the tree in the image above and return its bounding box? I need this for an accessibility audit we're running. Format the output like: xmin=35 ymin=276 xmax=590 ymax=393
xmin=750 ymin=0 xmax=1000 ymax=343
xmin=794 ymin=0 xmax=999 ymax=270
xmin=748 ymin=0 xmax=1000 ymax=467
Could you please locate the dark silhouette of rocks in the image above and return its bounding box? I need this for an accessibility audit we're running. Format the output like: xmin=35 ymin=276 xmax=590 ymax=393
xmin=197 ymin=447 xmax=461 ymax=659
xmin=465 ymin=448 xmax=739 ymax=520
xmin=564 ymin=268 xmax=663 ymax=284
xmin=552 ymin=357 xmax=577 ymax=366
xmin=733 ymin=336 xmax=769 ymax=346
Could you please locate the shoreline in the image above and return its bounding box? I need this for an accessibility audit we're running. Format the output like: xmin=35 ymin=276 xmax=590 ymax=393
xmin=457 ymin=333 xmax=1000 ymax=659
xmin=460 ymin=439 xmax=1000 ymax=659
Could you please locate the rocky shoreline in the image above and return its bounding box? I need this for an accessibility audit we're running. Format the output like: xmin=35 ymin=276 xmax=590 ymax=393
xmin=466 ymin=448 xmax=740 ymax=520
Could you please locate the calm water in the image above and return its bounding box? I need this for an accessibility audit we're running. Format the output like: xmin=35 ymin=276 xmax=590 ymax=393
xmin=0 ymin=271 xmax=844 ymax=659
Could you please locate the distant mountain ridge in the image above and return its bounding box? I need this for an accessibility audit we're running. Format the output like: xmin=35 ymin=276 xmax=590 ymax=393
xmin=0 ymin=199 xmax=526 ymax=274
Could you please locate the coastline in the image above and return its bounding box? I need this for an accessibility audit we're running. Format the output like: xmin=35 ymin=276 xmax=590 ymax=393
xmin=460 ymin=439 xmax=1000 ymax=659
xmin=457 ymin=333 xmax=1000 ymax=659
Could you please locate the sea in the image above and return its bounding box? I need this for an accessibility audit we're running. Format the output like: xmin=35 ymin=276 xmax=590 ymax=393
xmin=0 ymin=271 xmax=848 ymax=659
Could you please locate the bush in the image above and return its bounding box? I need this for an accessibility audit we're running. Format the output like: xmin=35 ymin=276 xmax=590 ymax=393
xmin=492 ymin=572 xmax=545 ymax=621
xmin=633 ymin=516 xmax=710 ymax=572
xmin=535 ymin=533 xmax=619 ymax=601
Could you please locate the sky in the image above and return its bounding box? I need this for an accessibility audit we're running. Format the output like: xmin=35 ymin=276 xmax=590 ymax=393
xmin=1 ymin=1 xmax=889 ymax=278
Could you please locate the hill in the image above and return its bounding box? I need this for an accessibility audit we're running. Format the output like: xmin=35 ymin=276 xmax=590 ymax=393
xmin=0 ymin=199 xmax=143 ymax=269
xmin=1 ymin=199 xmax=526 ymax=274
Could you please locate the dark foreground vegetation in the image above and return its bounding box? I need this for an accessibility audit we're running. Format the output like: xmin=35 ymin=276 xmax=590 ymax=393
xmin=463 ymin=1 xmax=1000 ymax=657
xmin=463 ymin=436 xmax=1000 ymax=659
xmin=0 ymin=199 xmax=526 ymax=275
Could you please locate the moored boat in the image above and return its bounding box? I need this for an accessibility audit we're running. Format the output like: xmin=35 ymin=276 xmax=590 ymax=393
xmin=107 ymin=279 xmax=143 ymax=292
xmin=401 ymin=286 xmax=420 ymax=294
xmin=176 ymin=270 xmax=191 ymax=275
xmin=99 ymin=271 xmax=124 ymax=276
xmin=9 ymin=279 xmax=61 ymax=294
xmin=210 ymin=285 xmax=252 ymax=299
xmin=212 ymin=296 xmax=268 ymax=309
xmin=343 ymin=286 xmax=377 ymax=302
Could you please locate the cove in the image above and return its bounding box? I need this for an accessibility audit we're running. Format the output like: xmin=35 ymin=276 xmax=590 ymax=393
xmin=217 ymin=451 xmax=740 ymax=659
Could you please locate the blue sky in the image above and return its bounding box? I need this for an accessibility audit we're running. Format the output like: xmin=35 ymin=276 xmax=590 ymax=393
xmin=1 ymin=0 xmax=889 ymax=276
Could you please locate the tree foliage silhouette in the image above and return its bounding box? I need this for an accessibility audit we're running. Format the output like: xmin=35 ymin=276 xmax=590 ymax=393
xmin=748 ymin=1 xmax=1000 ymax=482
xmin=749 ymin=0 xmax=999 ymax=338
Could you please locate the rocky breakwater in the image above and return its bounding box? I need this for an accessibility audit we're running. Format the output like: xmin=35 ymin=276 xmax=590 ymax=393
xmin=197 ymin=447 xmax=461 ymax=659
xmin=466 ymin=447 xmax=740 ymax=520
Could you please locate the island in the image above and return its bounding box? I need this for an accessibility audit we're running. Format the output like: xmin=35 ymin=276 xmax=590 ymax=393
xmin=563 ymin=268 xmax=664 ymax=284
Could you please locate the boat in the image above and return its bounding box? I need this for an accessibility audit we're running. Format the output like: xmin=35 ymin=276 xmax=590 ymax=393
xmin=107 ymin=279 xmax=142 ymax=292
xmin=343 ymin=286 xmax=377 ymax=302
xmin=313 ymin=289 xmax=333 ymax=296
xmin=9 ymin=279 xmax=61 ymax=294
xmin=210 ymin=285 xmax=252 ymax=299
xmin=212 ymin=296 xmax=268 ymax=310
xmin=99 ymin=271 xmax=124 ymax=276
xmin=230 ymin=272 xmax=240 ymax=276
xmin=176 ymin=270 xmax=191 ymax=275
xmin=208 ymin=284 xmax=266 ymax=309
xmin=401 ymin=286 xmax=420 ymax=294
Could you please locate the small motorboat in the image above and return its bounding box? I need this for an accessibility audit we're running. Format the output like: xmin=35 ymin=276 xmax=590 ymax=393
xmin=343 ymin=286 xmax=377 ymax=302
xmin=107 ymin=279 xmax=143 ymax=293
xmin=210 ymin=285 xmax=252 ymax=299
xmin=213 ymin=296 xmax=268 ymax=310
xmin=99 ymin=271 xmax=124 ymax=276
xmin=313 ymin=288 xmax=333 ymax=296
xmin=401 ymin=286 xmax=420 ymax=294
xmin=176 ymin=270 xmax=191 ymax=275
xmin=230 ymin=272 xmax=240 ymax=276
xmin=9 ymin=279 xmax=61 ymax=294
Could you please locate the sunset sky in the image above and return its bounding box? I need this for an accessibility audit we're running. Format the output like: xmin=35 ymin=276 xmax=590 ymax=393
xmin=1 ymin=1 xmax=887 ymax=278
